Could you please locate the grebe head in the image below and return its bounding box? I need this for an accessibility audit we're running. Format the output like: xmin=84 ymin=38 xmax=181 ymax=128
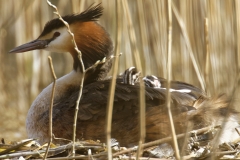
xmin=9 ymin=4 xmax=113 ymax=72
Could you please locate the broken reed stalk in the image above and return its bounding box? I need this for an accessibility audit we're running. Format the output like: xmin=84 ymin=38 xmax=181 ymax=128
xmin=166 ymin=0 xmax=180 ymax=159
xmin=105 ymin=1 xmax=122 ymax=160
xmin=121 ymin=0 xmax=146 ymax=159
xmin=43 ymin=56 xmax=57 ymax=160
xmin=88 ymin=149 xmax=92 ymax=160
xmin=46 ymin=0 xmax=86 ymax=156
xmin=171 ymin=2 xmax=206 ymax=91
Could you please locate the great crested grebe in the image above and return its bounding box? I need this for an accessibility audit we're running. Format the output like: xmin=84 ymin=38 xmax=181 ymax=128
xmin=9 ymin=4 xmax=239 ymax=146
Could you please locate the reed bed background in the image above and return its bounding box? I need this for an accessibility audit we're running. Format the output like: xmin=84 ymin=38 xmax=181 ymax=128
xmin=0 ymin=0 xmax=239 ymax=143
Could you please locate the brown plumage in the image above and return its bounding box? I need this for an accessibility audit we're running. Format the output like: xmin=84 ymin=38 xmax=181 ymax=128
xmin=9 ymin=4 xmax=239 ymax=147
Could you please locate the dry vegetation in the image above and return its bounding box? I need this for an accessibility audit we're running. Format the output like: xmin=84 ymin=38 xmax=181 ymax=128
xmin=0 ymin=0 xmax=240 ymax=159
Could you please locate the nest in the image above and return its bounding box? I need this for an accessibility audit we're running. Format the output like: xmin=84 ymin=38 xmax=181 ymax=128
xmin=1 ymin=125 xmax=240 ymax=160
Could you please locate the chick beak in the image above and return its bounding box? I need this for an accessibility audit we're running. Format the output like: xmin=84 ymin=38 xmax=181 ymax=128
xmin=9 ymin=39 xmax=48 ymax=53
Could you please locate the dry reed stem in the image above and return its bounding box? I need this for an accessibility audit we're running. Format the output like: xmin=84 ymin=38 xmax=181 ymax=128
xmin=180 ymin=122 xmax=194 ymax=156
xmin=79 ymin=0 xmax=86 ymax=12
xmin=43 ymin=56 xmax=57 ymax=160
xmin=166 ymin=0 xmax=180 ymax=159
xmin=171 ymin=2 xmax=206 ymax=91
xmin=236 ymin=0 xmax=240 ymax=72
xmin=105 ymin=1 xmax=122 ymax=160
xmin=204 ymin=18 xmax=210 ymax=96
xmin=73 ymin=80 xmax=84 ymax=157
xmin=155 ymin=1 xmax=168 ymax=77
xmin=46 ymin=0 xmax=86 ymax=156
xmin=121 ymin=0 xmax=146 ymax=159
xmin=137 ymin=0 xmax=150 ymax=74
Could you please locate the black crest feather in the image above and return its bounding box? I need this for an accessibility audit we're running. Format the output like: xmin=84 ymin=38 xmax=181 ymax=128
xmin=39 ymin=3 xmax=103 ymax=37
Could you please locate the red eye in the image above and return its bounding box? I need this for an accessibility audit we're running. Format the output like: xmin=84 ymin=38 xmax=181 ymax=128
xmin=53 ymin=32 xmax=60 ymax=38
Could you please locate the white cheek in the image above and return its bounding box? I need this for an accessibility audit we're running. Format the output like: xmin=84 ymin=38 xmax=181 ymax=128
xmin=45 ymin=30 xmax=72 ymax=53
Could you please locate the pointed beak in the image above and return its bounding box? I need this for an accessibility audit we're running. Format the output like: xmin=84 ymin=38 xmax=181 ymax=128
xmin=9 ymin=39 xmax=48 ymax=53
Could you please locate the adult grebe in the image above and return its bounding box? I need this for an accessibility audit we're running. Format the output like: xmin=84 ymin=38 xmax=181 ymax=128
xmin=9 ymin=4 xmax=239 ymax=146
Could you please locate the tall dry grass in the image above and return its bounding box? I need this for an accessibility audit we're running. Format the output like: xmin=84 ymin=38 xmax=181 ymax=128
xmin=0 ymin=0 xmax=239 ymax=144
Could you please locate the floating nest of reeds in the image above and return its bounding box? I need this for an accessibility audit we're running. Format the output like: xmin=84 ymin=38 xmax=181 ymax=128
xmin=1 ymin=125 xmax=240 ymax=160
